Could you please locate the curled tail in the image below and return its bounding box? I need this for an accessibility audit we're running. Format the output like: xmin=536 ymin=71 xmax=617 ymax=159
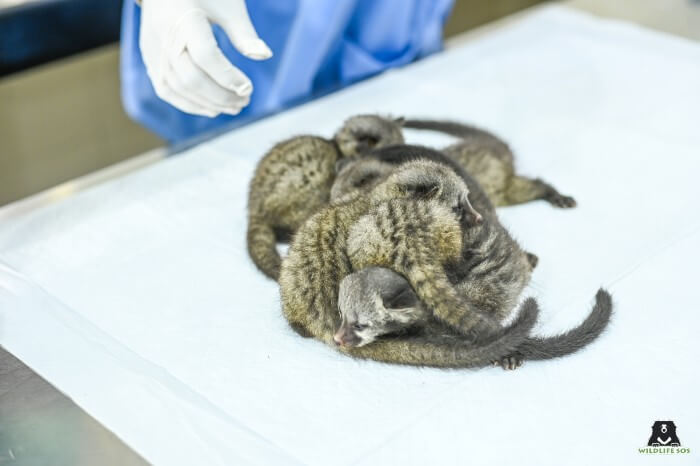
xmin=247 ymin=217 xmax=281 ymax=281
xmin=408 ymin=263 xmax=503 ymax=341
xmin=518 ymin=289 xmax=613 ymax=360
xmin=347 ymin=298 xmax=540 ymax=368
xmin=403 ymin=119 xmax=498 ymax=141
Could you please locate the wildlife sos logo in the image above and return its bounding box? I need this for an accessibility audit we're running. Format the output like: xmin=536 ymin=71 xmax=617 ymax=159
xmin=638 ymin=421 xmax=690 ymax=455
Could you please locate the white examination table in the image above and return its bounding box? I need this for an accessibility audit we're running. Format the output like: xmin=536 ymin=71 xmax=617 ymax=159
xmin=1 ymin=6 xmax=698 ymax=465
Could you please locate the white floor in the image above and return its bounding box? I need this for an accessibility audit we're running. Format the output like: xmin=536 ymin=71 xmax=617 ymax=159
xmin=1 ymin=6 xmax=699 ymax=465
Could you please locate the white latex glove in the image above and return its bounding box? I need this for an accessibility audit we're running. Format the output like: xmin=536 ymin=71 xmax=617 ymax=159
xmin=139 ymin=0 xmax=272 ymax=117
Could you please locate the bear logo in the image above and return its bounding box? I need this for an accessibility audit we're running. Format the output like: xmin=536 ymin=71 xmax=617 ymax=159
xmin=647 ymin=421 xmax=681 ymax=447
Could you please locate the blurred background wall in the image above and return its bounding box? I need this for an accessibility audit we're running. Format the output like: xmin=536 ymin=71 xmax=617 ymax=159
xmin=0 ymin=0 xmax=699 ymax=207
xmin=0 ymin=0 xmax=556 ymax=206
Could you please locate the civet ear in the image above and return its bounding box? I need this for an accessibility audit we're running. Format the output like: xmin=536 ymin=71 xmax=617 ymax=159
xmin=355 ymin=134 xmax=380 ymax=154
xmin=382 ymin=283 xmax=418 ymax=310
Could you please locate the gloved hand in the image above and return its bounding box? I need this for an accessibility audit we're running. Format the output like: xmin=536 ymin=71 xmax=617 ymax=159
xmin=139 ymin=0 xmax=272 ymax=117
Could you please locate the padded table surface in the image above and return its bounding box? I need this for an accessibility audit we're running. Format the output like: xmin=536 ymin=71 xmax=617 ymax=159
xmin=1 ymin=6 xmax=698 ymax=465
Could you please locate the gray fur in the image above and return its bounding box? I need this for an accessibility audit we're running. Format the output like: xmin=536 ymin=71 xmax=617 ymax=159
xmin=336 ymin=145 xmax=536 ymax=324
xmin=335 ymin=267 xmax=426 ymax=347
xmin=246 ymin=114 xmax=404 ymax=280
xmin=280 ymin=159 xmax=541 ymax=367
xmin=402 ymin=118 xmax=577 ymax=208
xmin=339 ymin=266 xmax=612 ymax=369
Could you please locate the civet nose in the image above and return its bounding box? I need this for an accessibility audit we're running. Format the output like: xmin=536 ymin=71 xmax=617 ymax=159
xmin=334 ymin=329 xmax=361 ymax=347
xmin=464 ymin=199 xmax=483 ymax=225
xmin=471 ymin=210 xmax=483 ymax=224
xmin=455 ymin=200 xmax=483 ymax=227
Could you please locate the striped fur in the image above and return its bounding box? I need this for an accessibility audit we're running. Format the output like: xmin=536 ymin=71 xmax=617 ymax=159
xmin=340 ymin=267 xmax=612 ymax=369
xmin=334 ymin=145 xmax=535 ymax=323
xmin=280 ymin=160 xmax=540 ymax=367
xmin=403 ymin=118 xmax=577 ymax=208
xmin=246 ymin=115 xmax=404 ymax=280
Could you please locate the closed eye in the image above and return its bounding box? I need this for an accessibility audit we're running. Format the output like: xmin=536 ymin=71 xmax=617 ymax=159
xmin=353 ymin=173 xmax=378 ymax=187
xmin=356 ymin=134 xmax=380 ymax=147
xmin=353 ymin=323 xmax=368 ymax=331
xmin=401 ymin=182 xmax=440 ymax=199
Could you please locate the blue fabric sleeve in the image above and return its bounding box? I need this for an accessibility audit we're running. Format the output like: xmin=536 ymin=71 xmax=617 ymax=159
xmin=120 ymin=0 xmax=454 ymax=143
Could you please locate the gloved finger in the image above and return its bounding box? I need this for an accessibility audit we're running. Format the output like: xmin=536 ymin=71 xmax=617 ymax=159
xmin=237 ymin=94 xmax=251 ymax=108
xmin=184 ymin=14 xmax=253 ymax=96
xmin=168 ymin=68 xmax=250 ymax=117
xmin=217 ymin=3 xmax=272 ymax=60
xmin=156 ymin=75 xmax=218 ymax=117
xmin=165 ymin=63 xmax=227 ymax=116
xmin=223 ymin=94 xmax=250 ymax=113
xmin=172 ymin=51 xmax=249 ymax=115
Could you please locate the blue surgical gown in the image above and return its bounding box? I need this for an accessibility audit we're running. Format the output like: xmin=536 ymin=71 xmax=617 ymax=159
xmin=120 ymin=0 xmax=454 ymax=143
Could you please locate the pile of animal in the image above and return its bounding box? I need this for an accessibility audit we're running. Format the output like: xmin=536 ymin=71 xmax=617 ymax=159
xmin=246 ymin=114 xmax=612 ymax=370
